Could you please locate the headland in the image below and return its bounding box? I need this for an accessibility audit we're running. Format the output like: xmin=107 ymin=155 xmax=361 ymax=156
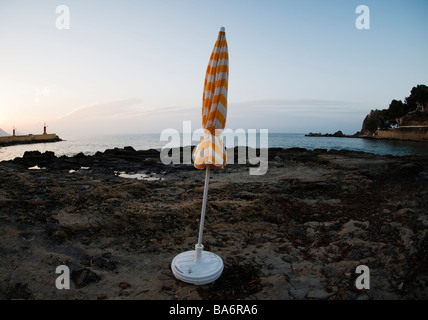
xmin=307 ymin=84 xmax=428 ymax=142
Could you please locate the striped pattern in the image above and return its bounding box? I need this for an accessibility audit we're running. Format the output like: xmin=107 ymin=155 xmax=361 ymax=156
xmin=194 ymin=27 xmax=229 ymax=169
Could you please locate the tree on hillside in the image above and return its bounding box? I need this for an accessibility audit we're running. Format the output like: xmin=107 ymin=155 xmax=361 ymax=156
xmin=387 ymin=99 xmax=406 ymax=120
xmin=405 ymin=85 xmax=428 ymax=112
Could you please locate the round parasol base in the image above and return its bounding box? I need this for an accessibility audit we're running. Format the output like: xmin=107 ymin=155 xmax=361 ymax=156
xmin=171 ymin=249 xmax=223 ymax=285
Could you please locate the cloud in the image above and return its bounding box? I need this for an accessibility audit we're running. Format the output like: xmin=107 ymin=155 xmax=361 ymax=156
xmin=61 ymin=98 xmax=143 ymax=120
xmin=49 ymin=97 xmax=368 ymax=136
xmin=53 ymin=98 xmax=200 ymax=135
xmin=54 ymin=98 xmax=143 ymax=134
xmin=226 ymin=99 xmax=369 ymax=134
xmin=230 ymin=98 xmax=366 ymax=112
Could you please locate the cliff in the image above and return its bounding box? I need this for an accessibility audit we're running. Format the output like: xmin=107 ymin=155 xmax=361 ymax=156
xmin=360 ymin=85 xmax=428 ymax=141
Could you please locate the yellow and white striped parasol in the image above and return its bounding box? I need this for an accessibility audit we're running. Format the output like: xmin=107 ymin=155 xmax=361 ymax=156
xmin=194 ymin=26 xmax=229 ymax=250
xmin=171 ymin=27 xmax=229 ymax=285
xmin=193 ymin=26 xmax=229 ymax=169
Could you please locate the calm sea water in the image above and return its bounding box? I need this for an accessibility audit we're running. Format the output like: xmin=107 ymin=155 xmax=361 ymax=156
xmin=0 ymin=133 xmax=427 ymax=162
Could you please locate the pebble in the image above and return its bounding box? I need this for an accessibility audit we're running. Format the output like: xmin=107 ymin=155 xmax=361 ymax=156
xmin=119 ymin=282 xmax=131 ymax=289
xmin=119 ymin=290 xmax=130 ymax=297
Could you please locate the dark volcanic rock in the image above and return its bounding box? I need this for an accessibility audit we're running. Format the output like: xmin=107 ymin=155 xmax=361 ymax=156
xmin=4 ymin=282 xmax=34 ymax=300
xmin=14 ymin=150 xmax=56 ymax=167
xmin=71 ymin=267 xmax=101 ymax=288
xmin=0 ymin=146 xmax=427 ymax=300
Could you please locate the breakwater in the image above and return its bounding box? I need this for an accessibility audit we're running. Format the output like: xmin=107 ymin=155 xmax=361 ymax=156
xmin=0 ymin=133 xmax=62 ymax=147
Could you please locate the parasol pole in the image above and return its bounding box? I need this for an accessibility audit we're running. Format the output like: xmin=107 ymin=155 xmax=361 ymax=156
xmin=195 ymin=166 xmax=211 ymax=262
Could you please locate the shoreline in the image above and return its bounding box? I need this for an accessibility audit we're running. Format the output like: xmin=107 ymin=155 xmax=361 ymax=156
xmin=2 ymin=133 xmax=428 ymax=164
xmin=306 ymin=128 xmax=428 ymax=142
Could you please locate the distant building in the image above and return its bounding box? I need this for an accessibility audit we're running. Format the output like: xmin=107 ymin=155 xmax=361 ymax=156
xmin=416 ymin=102 xmax=427 ymax=113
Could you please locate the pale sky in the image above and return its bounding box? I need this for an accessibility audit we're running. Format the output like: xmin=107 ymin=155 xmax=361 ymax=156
xmin=1 ymin=0 xmax=427 ymax=136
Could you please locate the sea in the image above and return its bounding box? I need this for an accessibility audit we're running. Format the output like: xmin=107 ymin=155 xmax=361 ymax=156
xmin=0 ymin=133 xmax=427 ymax=162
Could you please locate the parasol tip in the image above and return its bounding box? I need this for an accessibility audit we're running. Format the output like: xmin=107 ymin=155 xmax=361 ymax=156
xmin=220 ymin=26 xmax=225 ymax=32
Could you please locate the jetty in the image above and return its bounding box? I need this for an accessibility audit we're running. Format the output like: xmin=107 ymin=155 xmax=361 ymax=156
xmin=0 ymin=124 xmax=62 ymax=147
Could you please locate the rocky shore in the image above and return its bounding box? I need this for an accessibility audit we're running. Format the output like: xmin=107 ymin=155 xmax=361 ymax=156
xmin=305 ymin=130 xmax=357 ymax=138
xmin=0 ymin=147 xmax=427 ymax=300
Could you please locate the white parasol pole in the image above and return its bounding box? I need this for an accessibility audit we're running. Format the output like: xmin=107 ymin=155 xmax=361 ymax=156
xmin=194 ymin=166 xmax=210 ymax=262
xmin=171 ymin=164 xmax=223 ymax=285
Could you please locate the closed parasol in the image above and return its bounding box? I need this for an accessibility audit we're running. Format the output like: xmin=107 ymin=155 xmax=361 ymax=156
xmin=171 ymin=27 xmax=229 ymax=285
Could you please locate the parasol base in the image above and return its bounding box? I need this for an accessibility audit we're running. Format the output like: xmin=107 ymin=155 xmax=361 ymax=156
xmin=171 ymin=246 xmax=223 ymax=285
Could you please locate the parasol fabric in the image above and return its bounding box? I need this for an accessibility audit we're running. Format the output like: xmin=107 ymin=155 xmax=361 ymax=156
xmin=193 ymin=27 xmax=229 ymax=169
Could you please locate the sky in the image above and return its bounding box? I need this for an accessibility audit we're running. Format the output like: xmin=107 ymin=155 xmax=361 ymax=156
xmin=0 ymin=0 xmax=427 ymax=136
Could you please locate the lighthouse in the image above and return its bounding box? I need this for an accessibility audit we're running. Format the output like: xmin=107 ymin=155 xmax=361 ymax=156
xmin=43 ymin=123 xmax=47 ymax=135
